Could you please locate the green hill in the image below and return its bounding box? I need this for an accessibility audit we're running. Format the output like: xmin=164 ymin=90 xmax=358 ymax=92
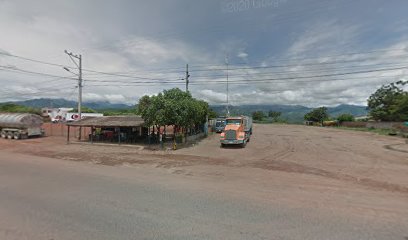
xmin=211 ymin=104 xmax=368 ymax=123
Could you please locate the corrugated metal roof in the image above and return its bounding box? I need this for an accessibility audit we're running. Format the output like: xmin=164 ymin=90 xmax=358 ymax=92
xmin=67 ymin=115 xmax=144 ymax=127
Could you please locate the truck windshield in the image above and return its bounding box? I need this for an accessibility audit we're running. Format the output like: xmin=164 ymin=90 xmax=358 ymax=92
xmin=215 ymin=121 xmax=225 ymax=127
xmin=226 ymin=119 xmax=241 ymax=125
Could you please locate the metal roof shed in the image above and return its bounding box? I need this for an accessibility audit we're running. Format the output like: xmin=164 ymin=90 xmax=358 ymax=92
xmin=66 ymin=115 xmax=145 ymax=144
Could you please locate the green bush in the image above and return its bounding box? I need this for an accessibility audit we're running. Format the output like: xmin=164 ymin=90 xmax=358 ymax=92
xmin=337 ymin=114 xmax=354 ymax=123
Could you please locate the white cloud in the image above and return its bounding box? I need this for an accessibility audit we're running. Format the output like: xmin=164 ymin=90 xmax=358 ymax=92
xmin=196 ymin=89 xmax=227 ymax=104
xmin=1 ymin=0 xmax=407 ymax=108
xmin=286 ymin=20 xmax=361 ymax=57
xmin=237 ymin=51 xmax=248 ymax=61
xmin=104 ymin=94 xmax=127 ymax=103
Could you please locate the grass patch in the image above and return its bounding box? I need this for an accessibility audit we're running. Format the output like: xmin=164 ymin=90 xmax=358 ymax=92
xmin=334 ymin=126 xmax=397 ymax=136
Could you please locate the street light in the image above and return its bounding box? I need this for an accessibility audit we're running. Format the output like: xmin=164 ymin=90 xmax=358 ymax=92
xmin=63 ymin=66 xmax=79 ymax=76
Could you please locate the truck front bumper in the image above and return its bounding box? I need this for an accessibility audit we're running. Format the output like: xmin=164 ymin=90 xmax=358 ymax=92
xmin=220 ymin=139 xmax=245 ymax=145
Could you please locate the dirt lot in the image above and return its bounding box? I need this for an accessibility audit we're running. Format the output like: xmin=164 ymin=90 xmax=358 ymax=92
xmin=1 ymin=124 xmax=408 ymax=225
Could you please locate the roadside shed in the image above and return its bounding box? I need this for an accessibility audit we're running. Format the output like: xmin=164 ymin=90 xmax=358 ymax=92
xmin=66 ymin=115 xmax=147 ymax=144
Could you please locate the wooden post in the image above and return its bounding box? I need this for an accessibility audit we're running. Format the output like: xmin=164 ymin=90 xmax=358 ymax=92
xmin=90 ymin=127 xmax=94 ymax=144
xmin=118 ymin=127 xmax=121 ymax=145
xmin=67 ymin=125 xmax=70 ymax=144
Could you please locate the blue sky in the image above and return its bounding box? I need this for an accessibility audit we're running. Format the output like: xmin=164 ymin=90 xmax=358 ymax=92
xmin=0 ymin=0 xmax=407 ymax=106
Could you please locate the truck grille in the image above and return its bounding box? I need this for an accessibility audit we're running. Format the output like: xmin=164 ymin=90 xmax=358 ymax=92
xmin=225 ymin=130 xmax=236 ymax=140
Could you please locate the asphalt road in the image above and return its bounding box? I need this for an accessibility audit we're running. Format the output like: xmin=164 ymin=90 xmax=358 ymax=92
xmin=0 ymin=151 xmax=406 ymax=240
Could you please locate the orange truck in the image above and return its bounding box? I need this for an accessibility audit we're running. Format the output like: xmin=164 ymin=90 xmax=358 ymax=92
xmin=220 ymin=116 xmax=252 ymax=148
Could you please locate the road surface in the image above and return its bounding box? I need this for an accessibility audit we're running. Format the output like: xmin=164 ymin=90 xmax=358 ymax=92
xmin=0 ymin=151 xmax=407 ymax=240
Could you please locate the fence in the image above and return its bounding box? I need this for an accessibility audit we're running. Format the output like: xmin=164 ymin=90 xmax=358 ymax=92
xmin=340 ymin=121 xmax=407 ymax=131
xmin=339 ymin=121 xmax=368 ymax=128
xmin=186 ymin=132 xmax=206 ymax=142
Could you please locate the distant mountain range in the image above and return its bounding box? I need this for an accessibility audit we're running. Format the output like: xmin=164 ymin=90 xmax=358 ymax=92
xmin=211 ymin=104 xmax=368 ymax=123
xmin=4 ymin=98 xmax=368 ymax=123
xmin=8 ymin=98 xmax=133 ymax=110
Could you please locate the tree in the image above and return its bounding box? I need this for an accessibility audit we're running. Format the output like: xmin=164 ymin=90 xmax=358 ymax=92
xmin=252 ymin=111 xmax=266 ymax=121
xmin=138 ymin=93 xmax=171 ymax=132
xmin=208 ymin=108 xmax=218 ymax=119
xmin=304 ymin=107 xmax=329 ymax=125
xmin=367 ymin=81 xmax=407 ymax=121
xmin=337 ymin=113 xmax=354 ymax=123
xmin=137 ymin=88 xmax=210 ymax=137
xmin=70 ymin=106 xmax=96 ymax=113
xmin=268 ymin=111 xmax=282 ymax=122
xmin=0 ymin=103 xmax=40 ymax=115
xmin=391 ymin=94 xmax=408 ymax=121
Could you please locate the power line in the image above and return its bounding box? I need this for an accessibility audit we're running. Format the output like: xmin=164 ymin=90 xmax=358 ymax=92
xmin=1 ymin=47 xmax=407 ymax=80
xmin=81 ymin=68 xmax=177 ymax=81
xmin=1 ymin=62 xmax=406 ymax=86
xmin=0 ymin=51 xmax=180 ymax=81
xmin=193 ymin=66 xmax=407 ymax=83
xmin=0 ymin=52 xmax=70 ymax=68
xmin=188 ymin=56 xmax=408 ymax=72
xmin=0 ymin=65 xmax=77 ymax=80
xmin=187 ymin=62 xmax=408 ymax=80
xmin=64 ymin=50 xmax=83 ymax=140
xmin=85 ymin=71 xmax=404 ymax=87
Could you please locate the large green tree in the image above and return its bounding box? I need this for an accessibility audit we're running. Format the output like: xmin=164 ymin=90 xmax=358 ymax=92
xmin=390 ymin=93 xmax=408 ymax=121
xmin=337 ymin=113 xmax=354 ymax=123
xmin=137 ymin=88 xmax=210 ymax=133
xmin=252 ymin=111 xmax=266 ymax=121
xmin=304 ymin=107 xmax=329 ymax=125
xmin=268 ymin=111 xmax=282 ymax=122
xmin=367 ymin=81 xmax=407 ymax=121
xmin=0 ymin=103 xmax=40 ymax=114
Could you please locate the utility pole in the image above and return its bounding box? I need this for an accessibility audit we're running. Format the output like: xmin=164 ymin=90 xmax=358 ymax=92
xmin=225 ymin=54 xmax=230 ymax=117
xmin=64 ymin=50 xmax=83 ymax=139
xmin=185 ymin=64 xmax=190 ymax=92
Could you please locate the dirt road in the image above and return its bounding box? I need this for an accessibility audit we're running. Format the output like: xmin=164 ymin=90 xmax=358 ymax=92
xmin=0 ymin=124 xmax=407 ymax=239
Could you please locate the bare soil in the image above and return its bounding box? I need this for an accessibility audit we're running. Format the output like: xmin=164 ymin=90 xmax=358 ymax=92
xmin=1 ymin=124 xmax=408 ymax=225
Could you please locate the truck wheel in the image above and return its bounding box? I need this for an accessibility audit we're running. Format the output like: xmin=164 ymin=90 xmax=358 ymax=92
xmin=1 ymin=132 xmax=6 ymax=138
xmin=240 ymin=141 xmax=247 ymax=148
xmin=13 ymin=133 xmax=20 ymax=140
xmin=7 ymin=132 xmax=13 ymax=139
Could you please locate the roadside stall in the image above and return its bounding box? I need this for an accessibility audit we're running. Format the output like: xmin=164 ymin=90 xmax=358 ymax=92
xmin=66 ymin=115 xmax=147 ymax=145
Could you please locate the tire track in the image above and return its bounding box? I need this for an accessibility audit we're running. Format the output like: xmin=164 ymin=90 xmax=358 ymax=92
xmin=384 ymin=144 xmax=408 ymax=154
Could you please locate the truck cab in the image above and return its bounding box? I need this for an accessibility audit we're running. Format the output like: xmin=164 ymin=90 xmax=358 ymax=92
xmin=214 ymin=118 xmax=226 ymax=133
xmin=220 ymin=116 xmax=252 ymax=148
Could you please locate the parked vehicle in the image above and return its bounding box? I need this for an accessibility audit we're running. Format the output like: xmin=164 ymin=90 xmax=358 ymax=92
xmin=0 ymin=113 xmax=44 ymax=139
xmin=41 ymin=107 xmax=73 ymax=122
xmin=65 ymin=112 xmax=103 ymax=121
xmin=214 ymin=118 xmax=226 ymax=133
xmin=220 ymin=116 xmax=252 ymax=148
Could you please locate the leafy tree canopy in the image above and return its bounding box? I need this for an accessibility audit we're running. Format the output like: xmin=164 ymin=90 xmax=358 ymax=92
xmin=0 ymin=103 xmax=40 ymax=115
xmin=367 ymin=81 xmax=407 ymax=121
xmin=252 ymin=111 xmax=266 ymax=121
xmin=304 ymin=107 xmax=329 ymax=124
xmin=337 ymin=113 xmax=354 ymax=123
xmin=268 ymin=111 xmax=282 ymax=122
xmin=137 ymin=88 xmax=210 ymax=128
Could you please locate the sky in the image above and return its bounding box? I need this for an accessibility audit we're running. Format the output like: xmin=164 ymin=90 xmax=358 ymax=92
xmin=0 ymin=0 xmax=408 ymax=107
